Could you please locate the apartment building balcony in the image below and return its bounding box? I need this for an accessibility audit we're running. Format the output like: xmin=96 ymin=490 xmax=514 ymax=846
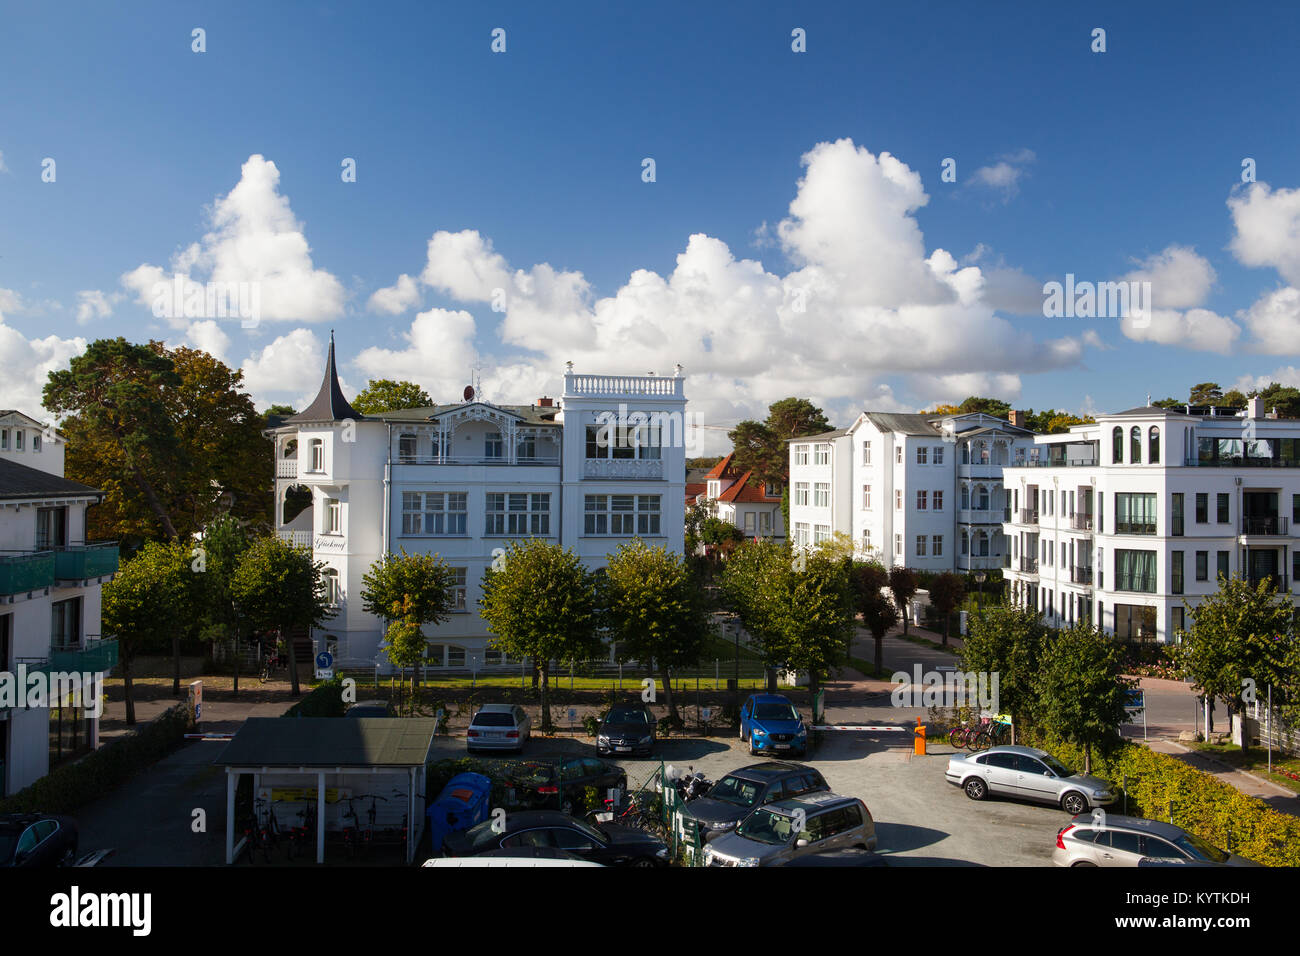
xmin=959 ymin=508 xmax=1003 ymax=524
xmin=565 ymin=372 xmax=685 ymax=399
xmin=1018 ymin=556 xmax=1039 ymax=574
xmin=1018 ymin=508 xmax=1039 ymax=525
xmin=1247 ymin=572 xmax=1291 ymax=592
xmin=48 ymin=637 xmax=119 ymax=674
xmin=1017 ymin=455 xmax=1099 ymax=468
xmin=583 ymin=458 xmax=664 ymax=479
xmin=276 ymin=459 xmax=299 ymax=478
xmin=277 ymin=530 xmax=313 ymax=548
xmin=0 ymin=550 xmax=54 ymax=596
xmin=1071 ymin=566 xmax=1094 ymax=586
xmin=53 ymin=542 xmax=119 ymax=582
xmin=959 ymin=463 xmax=1001 ymax=479
xmin=1071 ymin=513 xmax=1094 ymax=532
xmin=396 ymin=454 xmax=563 ymax=467
xmin=1114 ymin=521 xmax=1157 ymax=535
xmin=1240 ymin=516 xmax=1289 ymax=536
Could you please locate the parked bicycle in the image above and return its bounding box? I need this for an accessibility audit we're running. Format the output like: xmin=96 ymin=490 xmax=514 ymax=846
xmin=252 ymin=796 xmax=281 ymax=860
xmin=259 ymin=645 xmax=285 ymax=683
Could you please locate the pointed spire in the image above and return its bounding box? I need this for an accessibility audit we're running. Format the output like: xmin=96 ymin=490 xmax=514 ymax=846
xmin=285 ymin=330 xmax=362 ymax=422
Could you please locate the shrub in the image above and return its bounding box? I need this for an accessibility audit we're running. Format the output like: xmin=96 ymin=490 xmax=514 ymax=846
xmin=282 ymin=678 xmax=347 ymax=718
xmin=0 ymin=702 xmax=196 ymax=815
xmin=1021 ymin=728 xmax=1300 ymax=867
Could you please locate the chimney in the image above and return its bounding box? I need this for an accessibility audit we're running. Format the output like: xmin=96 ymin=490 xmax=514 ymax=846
xmin=1009 ymin=410 xmax=1027 ymax=429
xmin=1247 ymin=396 xmax=1264 ymax=419
xmin=537 ymin=397 xmax=553 ymax=407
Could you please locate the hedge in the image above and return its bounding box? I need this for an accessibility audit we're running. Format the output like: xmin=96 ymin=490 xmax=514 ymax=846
xmin=0 ymin=701 xmax=196 ymax=815
xmin=1020 ymin=728 xmax=1300 ymax=867
xmin=282 ymin=678 xmax=347 ymax=718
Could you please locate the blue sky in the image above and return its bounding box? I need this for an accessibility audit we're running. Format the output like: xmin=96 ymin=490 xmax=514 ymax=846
xmin=3 ymin=1 xmax=1300 ymax=448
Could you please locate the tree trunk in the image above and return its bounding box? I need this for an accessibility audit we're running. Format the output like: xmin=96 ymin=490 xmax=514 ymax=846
xmin=539 ymin=661 xmax=551 ymax=731
xmin=942 ymin=613 xmax=949 ymax=647
xmin=232 ymin=631 xmax=240 ymax=697
xmin=122 ymin=656 xmax=136 ymax=725
xmin=172 ymin=633 xmax=181 ymax=697
xmin=659 ymin=665 xmax=676 ymax=722
xmin=129 ymin=462 xmax=179 ymax=540
xmin=873 ymin=632 xmax=884 ymax=679
xmin=1084 ymin=740 xmax=1092 ymax=775
xmin=286 ymin=631 xmax=301 ymax=696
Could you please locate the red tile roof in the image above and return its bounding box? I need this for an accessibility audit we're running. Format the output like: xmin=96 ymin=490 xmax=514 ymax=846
xmin=685 ymin=482 xmax=708 ymax=502
xmin=703 ymin=453 xmax=735 ymax=480
xmin=716 ymin=471 xmax=781 ymax=503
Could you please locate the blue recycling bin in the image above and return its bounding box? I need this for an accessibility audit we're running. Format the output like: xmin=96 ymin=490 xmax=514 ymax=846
xmin=427 ymin=772 xmax=493 ymax=853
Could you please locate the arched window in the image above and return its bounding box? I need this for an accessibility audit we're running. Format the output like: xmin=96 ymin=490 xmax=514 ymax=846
xmin=961 ymin=442 xmax=970 ymax=464
xmin=283 ymin=484 xmax=311 ymax=524
xmin=1130 ymin=426 xmax=1142 ymax=464
xmin=322 ymin=568 xmax=341 ymax=605
xmin=281 ymin=439 xmax=297 ymax=459
xmin=1148 ymin=426 xmax=1160 ymax=464
xmin=1112 ymin=426 xmax=1123 ymax=463
xmin=976 ymin=484 xmax=990 ymax=510
xmin=961 ymin=484 xmax=970 ymax=510
xmin=309 ymin=438 xmax=324 ymax=471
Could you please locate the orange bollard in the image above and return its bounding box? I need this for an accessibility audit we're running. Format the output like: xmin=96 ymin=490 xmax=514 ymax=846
xmin=913 ymin=716 xmax=927 ymax=755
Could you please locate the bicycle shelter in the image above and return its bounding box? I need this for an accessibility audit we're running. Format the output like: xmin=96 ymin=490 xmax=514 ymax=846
xmin=214 ymin=717 xmax=440 ymax=864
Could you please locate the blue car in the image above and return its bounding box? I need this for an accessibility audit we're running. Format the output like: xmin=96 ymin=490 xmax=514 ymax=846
xmin=739 ymin=694 xmax=808 ymax=757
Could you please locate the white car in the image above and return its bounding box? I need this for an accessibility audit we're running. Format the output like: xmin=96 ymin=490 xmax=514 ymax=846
xmin=467 ymin=703 xmax=531 ymax=754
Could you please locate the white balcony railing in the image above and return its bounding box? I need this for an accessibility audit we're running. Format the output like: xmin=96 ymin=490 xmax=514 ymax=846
xmin=583 ymin=458 xmax=665 ymax=479
xmin=276 ymin=530 xmax=312 ymax=548
xmin=565 ymin=373 xmax=684 ymax=398
xmin=276 ymin=459 xmax=299 ymax=478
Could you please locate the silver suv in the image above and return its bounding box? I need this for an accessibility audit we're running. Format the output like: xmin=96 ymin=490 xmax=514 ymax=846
xmin=702 ymin=792 xmax=876 ymax=867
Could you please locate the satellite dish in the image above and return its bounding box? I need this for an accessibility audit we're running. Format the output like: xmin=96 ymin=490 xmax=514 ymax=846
xmin=463 ymin=385 xmax=475 ymax=401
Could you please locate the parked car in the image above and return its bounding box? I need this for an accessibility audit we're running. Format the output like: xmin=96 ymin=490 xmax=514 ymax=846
xmin=0 ymin=814 xmax=78 ymax=867
xmin=1053 ymin=814 xmax=1262 ymax=867
xmin=683 ymin=762 xmax=829 ymax=841
xmin=776 ymin=847 xmax=888 ymax=867
xmin=739 ymin=694 xmax=808 ymax=757
xmin=945 ymin=745 xmax=1116 ymax=815
xmin=423 ymin=846 xmax=603 ymax=867
xmin=703 ymin=792 xmax=875 ymax=866
xmin=442 ymin=810 xmax=667 ymax=867
xmin=467 ymin=703 xmax=532 ymax=753
xmin=597 ymin=704 xmax=656 ymax=756
xmin=505 ymin=756 xmax=628 ymax=813
xmin=345 ymin=700 xmax=392 ymax=717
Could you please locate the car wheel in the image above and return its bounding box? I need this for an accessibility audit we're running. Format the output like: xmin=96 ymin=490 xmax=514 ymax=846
xmin=963 ymin=777 xmax=988 ymax=801
xmin=1061 ymin=792 xmax=1089 ymax=815
xmin=1071 ymin=860 xmax=1097 ymax=867
xmin=631 ymin=857 xmax=656 ymax=868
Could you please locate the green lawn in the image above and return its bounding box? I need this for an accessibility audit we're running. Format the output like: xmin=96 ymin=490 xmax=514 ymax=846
xmin=1189 ymin=741 xmax=1300 ymax=794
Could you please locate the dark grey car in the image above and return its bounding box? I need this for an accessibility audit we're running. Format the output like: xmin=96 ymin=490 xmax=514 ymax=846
xmin=682 ymin=762 xmax=828 ymax=841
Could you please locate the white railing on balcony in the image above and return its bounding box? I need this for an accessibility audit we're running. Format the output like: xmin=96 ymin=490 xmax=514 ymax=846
xmin=565 ymin=373 xmax=684 ymax=398
xmin=276 ymin=530 xmax=312 ymax=548
xmin=583 ymin=458 xmax=666 ymax=479
xmin=276 ymin=459 xmax=299 ymax=478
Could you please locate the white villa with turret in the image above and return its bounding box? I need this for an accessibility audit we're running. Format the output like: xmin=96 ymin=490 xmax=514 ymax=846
xmin=266 ymin=338 xmax=688 ymax=670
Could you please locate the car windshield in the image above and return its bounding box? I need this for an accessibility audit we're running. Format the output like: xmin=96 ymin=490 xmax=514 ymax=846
xmin=461 ymin=818 xmax=511 ymax=851
xmin=707 ymin=775 xmax=762 ymax=807
xmin=1173 ymin=831 xmax=1230 ymax=864
xmin=754 ymin=703 xmax=798 ymax=721
xmin=606 ymin=708 xmax=648 ymax=724
xmin=736 ymin=809 xmax=795 ymax=845
xmin=472 ymin=712 xmax=514 ymax=727
xmin=1041 ymin=755 xmax=1073 ymax=777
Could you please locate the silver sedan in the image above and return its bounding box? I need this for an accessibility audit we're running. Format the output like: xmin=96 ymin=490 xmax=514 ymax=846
xmin=945 ymin=745 xmax=1116 ymax=815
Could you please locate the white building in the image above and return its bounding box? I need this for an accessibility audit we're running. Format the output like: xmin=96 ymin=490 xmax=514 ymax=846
xmin=786 ymin=411 xmax=1036 ymax=571
xmin=694 ymin=453 xmax=785 ymax=541
xmin=0 ymin=411 xmax=118 ymax=797
xmin=1001 ymin=400 xmax=1300 ymax=643
xmin=268 ymin=339 xmax=688 ymax=670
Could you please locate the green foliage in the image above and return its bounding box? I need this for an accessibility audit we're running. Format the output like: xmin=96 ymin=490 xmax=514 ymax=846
xmin=957 ymin=396 xmax=1012 ymax=419
xmin=927 ymin=571 xmax=966 ymax=644
xmin=352 ymin=379 xmax=433 ymax=415
xmin=478 ymin=539 xmax=603 ymax=729
xmin=1033 ymin=623 xmax=1133 ymax=772
xmin=850 ymin=561 xmax=897 ymax=676
xmin=362 ymin=550 xmax=459 ymax=691
xmin=603 ymin=540 xmax=712 ymax=720
xmin=282 ymin=677 xmax=348 ymax=717
xmin=960 ymin=603 xmax=1048 ymax=733
xmin=1020 ymin=728 xmax=1300 ymax=867
xmin=728 ymin=397 xmax=831 ymax=485
xmin=1175 ymin=576 xmax=1297 ymax=720
xmin=888 ymin=566 xmax=918 ymax=634
xmin=0 ymin=703 xmax=195 ymax=815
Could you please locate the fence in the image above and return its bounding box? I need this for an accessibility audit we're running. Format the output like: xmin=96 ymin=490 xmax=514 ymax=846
xmin=1248 ymin=698 xmax=1300 ymax=756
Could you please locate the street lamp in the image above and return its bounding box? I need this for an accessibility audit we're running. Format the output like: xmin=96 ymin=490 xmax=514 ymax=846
xmin=974 ymin=571 xmax=987 ymax=604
